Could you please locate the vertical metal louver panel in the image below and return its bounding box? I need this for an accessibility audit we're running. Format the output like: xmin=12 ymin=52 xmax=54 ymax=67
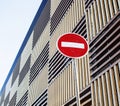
xmin=50 ymin=0 xmax=74 ymax=35
xmin=85 ymin=0 xmax=94 ymax=9
xmin=32 ymin=89 xmax=48 ymax=106
xmin=8 ymin=92 xmax=17 ymax=106
xmin=72 ymin=15 xmax=87 ymax=39
xmin=48 ymin=51 xmax=71 ymax=84
xmin=4 ymin=92 xmax=10 ymax=106
xmin=19 ymin=55 xmax=31 ymax=85
xmin=0 ymin=89 xmax=5 ymax=105
xmin=89 ymin=12 xmax=120 ymax=79
xmin=11 ymin=57 xmax=21 ymax=86
xmin=33 ymin=0 xmax=50 ymax=48
xmin=16 ymin=91 xmax=28 ymax=106
xmin=30 ymin=42 xmax=49 ymax=85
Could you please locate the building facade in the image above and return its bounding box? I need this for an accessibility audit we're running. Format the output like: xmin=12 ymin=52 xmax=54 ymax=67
xmin=0 ymin=0 xmax=120 ymax=106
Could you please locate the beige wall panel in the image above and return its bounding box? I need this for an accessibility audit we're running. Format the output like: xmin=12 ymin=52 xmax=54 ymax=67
xmin=51 ymin=0 xmax=62 ymax=17
xmin=112 ymin=0 xmax=119 ymax=14
xmin=88 ymin=8 xmax=92 ymax=41
xmin=28 ymin=65 xmax=48 ymax=105
xmin=93 ymin=1 xmax=99 ymax=34
xmin=104 ymin=0 xmax=111 ymax=22
xmin=85 ymin=10 xmax=90 ymax=42
xmin=100 ymin=0 xmax=107 ymax=26
xmin=114 ymin=64 xmax=120 ymax=105
xmin=48 ymin=83 xmax=54 ymax=106
xmin=101 ymin=74 xmax=109 ymax=106
xmin=98 ymin=77 xmax=104 ymax=106
xmin=77 ymin=55 xmax=90 ymax=91
xmin=108 ymin=0 xmax=114 ymax=18
xmin=91 ymin=83 xmax=95 ymax=106
xmin=20 ymin=32 xmax=33 ymax=71
xmin=10 ymin=76 xmax=18 ymax=100
xmin=16 ymin=71 xmax=29 ymax=103
xmin=91 ymin=4 xmax=96 ymax=38
xmin=86 ymin=54 xmax=91 ymax=83
xmin=109 ymin=68 xmax=119 ymax=106
xmin=94 ymin=80 xmax=99 ymax=106
xmin=31 ymin=22 xmax=50 ymax=67
xmin=48 ymin=62 xmax=76 ymax=106
xmin=96 ymin=0 xmax=103 ymax=30
xmin=4 ymin=75 xmax=12 ymax=98
xmin=105 ymin=71 xmax=113 ymax=106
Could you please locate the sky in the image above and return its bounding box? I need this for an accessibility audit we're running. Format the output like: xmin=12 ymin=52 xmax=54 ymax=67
xmin=0 ymin=0 xmax=42 ymax=90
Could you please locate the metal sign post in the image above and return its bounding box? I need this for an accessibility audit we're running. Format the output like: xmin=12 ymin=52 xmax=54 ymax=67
xmin=73 ymin=59 xmax=80 ymax=106
xmin=56 ymin=33 xmax=89 ymax=106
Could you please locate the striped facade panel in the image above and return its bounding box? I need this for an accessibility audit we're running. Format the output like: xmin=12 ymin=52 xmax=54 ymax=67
xmin=30 ymin=42 xmax=49 ymax=85
xmin=0 ymin=89 xmax=5 ymax=106
xmin=8 ymin=92 xmax=17 ymax=106
xmin=89 ymin=12 xmax=120 ymax=79
xmin=76 ymin=55 xmax=91 ymax=91
xmin=11 ymin=57 xmax=20 ymax=86
xmin=4 ymin=75 xmax=12 ymax=98
xmin=16 ymin=91 xmax=28 ymax=106
xmin=20 ymin=32 xmax=33 ymax=72
xmin=33 ymin=0 xmax=50 ymax=48
xmin=4 ymin=92 xmax=10 ymax=106
xmin=50 ymin=0 xmax=85 ymax=58
xmin=91 ymin=63 xmax=120 ymax=106
xmin=28 ymin=65 xmax=48 ymax=105
xmin=32 ymin=89 xmax=48 ymax=106
xmin=51 ymin=0 xmax=62 ymax=17
xmin=19 ymin=55 xmax=31 ymax=85
xmin=48 ymin=62 xmax=76 ymax=106
xmin=31 ymin=22 xmax=50 ymax=67
xmin=16 ymin=72 xmax=29 ymax=104
xmin=50 ymin=0 xmax=74 ymax=35
xmin=10 ymin=76 xmax=18 ymax=101
xmin=85 ymin=0 xmax=120 ymax=41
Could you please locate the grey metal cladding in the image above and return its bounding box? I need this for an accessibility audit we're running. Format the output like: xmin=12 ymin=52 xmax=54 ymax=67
xmin=89 ymin=13 xmax=120 ymax=78
xmin=32 ymin=89 xmax=48 ymax=106
xmin=11 ymin=57 xmax=21 ymax=86
xmin=19 ymin=55 xmax=31 ymax=85
xmin=8 ymin=92 xmax=17 ymax=106
xmin=16 ymin=90 xmax=28 ymax=106
xmin=50 ymin=0 xmax=73 ymax=35
xmin=30 ymin=42 xmax=49 ymax=85
xmin=4 ymin=92 xmax=10 ymax=106
xmin=33 ymin=0 xmax=50 ymax=48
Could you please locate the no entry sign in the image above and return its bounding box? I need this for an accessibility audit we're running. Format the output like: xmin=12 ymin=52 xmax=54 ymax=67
xmin=56 ymin=33 xmax=89 ymax=58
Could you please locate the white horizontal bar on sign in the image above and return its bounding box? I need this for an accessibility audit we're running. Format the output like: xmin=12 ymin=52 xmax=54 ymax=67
xmin=61 ymin=42 xmax=84 ymax=49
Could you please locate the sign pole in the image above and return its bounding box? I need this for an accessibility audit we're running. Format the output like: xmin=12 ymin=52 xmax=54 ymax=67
xmin=73 ymin=59 xmax=80 ymax=106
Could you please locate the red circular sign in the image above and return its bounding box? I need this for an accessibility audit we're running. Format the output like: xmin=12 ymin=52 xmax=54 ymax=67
xmin=56 ymin=33 xmax=89 ymax=58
